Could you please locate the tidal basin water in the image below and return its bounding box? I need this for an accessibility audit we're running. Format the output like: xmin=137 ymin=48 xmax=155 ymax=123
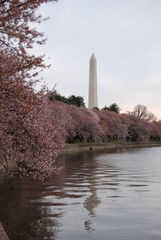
xmin=1 ymin=147 xmax=161 ymax=240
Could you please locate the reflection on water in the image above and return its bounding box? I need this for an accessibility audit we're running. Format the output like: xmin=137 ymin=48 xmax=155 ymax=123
xmin=1 ymin=147 xmax=161 ymax=239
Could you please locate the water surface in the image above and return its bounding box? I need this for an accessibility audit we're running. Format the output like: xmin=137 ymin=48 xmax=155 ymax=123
xmin=1 ymin=147 xmax=161 ymax=240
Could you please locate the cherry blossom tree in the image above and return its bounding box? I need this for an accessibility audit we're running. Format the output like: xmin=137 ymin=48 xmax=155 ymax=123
xmin=127 ymin=115 xmax=152 ymax=142
xmin=0 ymin=77 xmax=64 ymax=178
xmin=0 ymin=1 xmax=65 ymax=179
xmin=80 ymin=108 xmax=103 ymax=142
xmin=50 ymin=103 xmax=103 ymax=143
xmin=96 ymin=110 xmax=128 ymax=141
xmin=95 ymin=110 xmax=112 ymax=141
xmin=64 ymin=104 xmax=90 ymax=143
xmin=48 ymin=101 xmax=75 ymax=143
xmin=150 ymin=121 xmax=161 ymax=141
xmin=2 ymin=100 xmax=64 ymax=179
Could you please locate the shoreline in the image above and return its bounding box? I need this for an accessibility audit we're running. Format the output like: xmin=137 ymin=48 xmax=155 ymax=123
xmin=60 ymin=141 xmax=161 ymax=154
xmin=1 ymin=142 xmax=161 ymax=173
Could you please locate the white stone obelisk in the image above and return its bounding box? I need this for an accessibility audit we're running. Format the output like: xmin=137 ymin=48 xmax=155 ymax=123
xmin=88 ymin=53 xmax=98 ymax=109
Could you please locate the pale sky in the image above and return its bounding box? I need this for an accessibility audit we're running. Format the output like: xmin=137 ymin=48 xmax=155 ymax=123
xmin=36 ymin=0 xmax=161 ymax=118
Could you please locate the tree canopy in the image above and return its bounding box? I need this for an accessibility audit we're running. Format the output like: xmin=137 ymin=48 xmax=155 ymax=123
xmin=0 ymin=0 xmax=64 ymax=180
xmin=103 ymin=103 xmax=120 ymax=113
xmin=48 ymin=90 xmax=85 ymax=107
xmin=129 ymin=104 xmax=156 ymax=122
xmin=47 ymin=101 xmax=161 ymax=143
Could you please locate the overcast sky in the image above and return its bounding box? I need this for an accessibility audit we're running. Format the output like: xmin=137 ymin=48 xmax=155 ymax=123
xmin=36 ymin=0 xmax=161 ymax=118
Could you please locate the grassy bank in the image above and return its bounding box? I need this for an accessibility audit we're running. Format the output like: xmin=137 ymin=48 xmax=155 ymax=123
xmin=61 ymin=141 xmax=161 ymax=154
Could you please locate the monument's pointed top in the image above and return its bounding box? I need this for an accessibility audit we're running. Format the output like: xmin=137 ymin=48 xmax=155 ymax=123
xmin=90 ymin=53 xmax=96 ymax=60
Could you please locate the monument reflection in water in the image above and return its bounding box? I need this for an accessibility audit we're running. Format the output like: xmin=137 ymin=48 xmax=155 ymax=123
xmin=1 ymin=147 xmax=161 ymax=240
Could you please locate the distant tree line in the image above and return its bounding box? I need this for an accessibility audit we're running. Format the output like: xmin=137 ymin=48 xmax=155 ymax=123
xmin=48 ymin=90 xmax=85 ymax=107
xmin=47 ymin=98 xmax=161 ymax=144
xmin=102 ymin=103 xmax=121 ymax=113
xmin=48 ymin=91 xmax=122 ymax=114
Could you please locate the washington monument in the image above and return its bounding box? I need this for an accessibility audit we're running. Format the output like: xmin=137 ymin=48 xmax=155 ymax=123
xmin=88 ymin=53 xmax=98 ymax=109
